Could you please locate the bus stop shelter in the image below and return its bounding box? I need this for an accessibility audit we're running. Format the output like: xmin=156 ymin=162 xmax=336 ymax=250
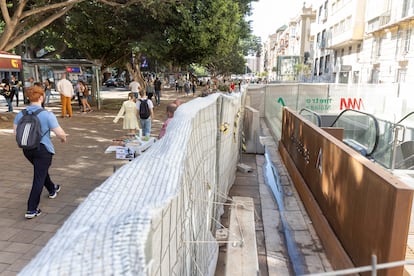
xmin=22 ymin=58 xmax=102 ymax=109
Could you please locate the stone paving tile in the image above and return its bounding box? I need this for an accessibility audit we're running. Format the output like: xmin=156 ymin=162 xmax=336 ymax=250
xmin=0 ymin=252 xmax=21 ymax=265
xmin=1 ymin=269 xmax=20 ymax=276
xmin=32 ymin=232 xmax=56 ymax=246
xmin=0 ymin=264 xmax=9 ymax=274
xmin=3 ymin=243 xmax=34 ymax=254
xmin=32 ymin=223 xmax=60 ymax=232
xmin=8 ymin=229 xmax=43 ymax=244
xmin=6 ymin=259 xmax=29 ymax=273
xmin=0 ymin=228 xmax=20 ymax=241
xmin=20 ymin=245 xmax=42 ymax=260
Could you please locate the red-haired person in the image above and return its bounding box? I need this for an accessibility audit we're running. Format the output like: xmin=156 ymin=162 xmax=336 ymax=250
xmin=13 ymin=85 xmax=68 ymax=219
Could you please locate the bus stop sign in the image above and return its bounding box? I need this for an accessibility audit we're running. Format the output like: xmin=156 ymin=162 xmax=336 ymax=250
xmin=66 ymin=67 xmax=81 ymax=73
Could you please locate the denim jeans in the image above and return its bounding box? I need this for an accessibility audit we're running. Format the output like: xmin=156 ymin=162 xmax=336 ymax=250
xmin=140 ymin=118 xmax=152 ymax=137
xmin=23 ymin=144 xmax=56 ymax=211
xmin=45 ymin=89 xmax=51 ymax=105
xmin=155 ymin=90 xmax=161 ymax=105
xmin=5 ymin=97 xmax=13 ymax=112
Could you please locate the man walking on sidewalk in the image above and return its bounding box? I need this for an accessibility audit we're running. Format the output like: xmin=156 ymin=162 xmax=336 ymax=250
xmin=154 ymin=77 xmax=162 ymax=106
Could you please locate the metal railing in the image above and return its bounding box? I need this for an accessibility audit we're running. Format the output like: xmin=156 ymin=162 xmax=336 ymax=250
xmin=304 ymin=255 xmax=414 ymax=276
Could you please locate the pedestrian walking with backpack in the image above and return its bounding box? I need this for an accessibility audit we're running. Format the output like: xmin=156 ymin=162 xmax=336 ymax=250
xmin=13 ymin=85 xmax=68 ymax=219
xmin=136 ymin=90 xmax=154 ymax=138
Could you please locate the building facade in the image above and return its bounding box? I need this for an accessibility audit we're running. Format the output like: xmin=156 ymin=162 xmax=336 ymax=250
xmin=311 ymin=0 xmax=366 ymax=83
xmin=262 ymin=4 xmax=316 ymax=82
xmin=362 ymin=0 xmax=414 ymax=83
xmin=262 ymin=0 xmax=414 ymax=84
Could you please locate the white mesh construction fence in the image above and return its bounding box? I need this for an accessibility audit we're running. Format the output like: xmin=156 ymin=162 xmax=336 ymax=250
xmin=19 ymin=92 xmax=244 ymax=276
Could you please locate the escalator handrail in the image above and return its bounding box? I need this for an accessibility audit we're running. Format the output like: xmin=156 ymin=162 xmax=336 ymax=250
xmin=329 ymin=109 xmax=380 ymax=156
xmin=298 ymin=108 xmax=322 ymax=127
xmin=396 ymin=111 xmax=414 ymax=125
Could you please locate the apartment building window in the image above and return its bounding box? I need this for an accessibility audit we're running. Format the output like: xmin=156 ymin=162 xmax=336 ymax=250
xmin=317 ymin=33 xmax=321 ymax=48
xmin=405 ymin=29 xmax=411 ymax=53
xmin=397 ymin=69 xmax=407 ymax=83
xmin=321 ymin=30 xmax=326 ymax=48
xmin=375 ymin=37 xmax=383 ymax=57
xmin=334 ymin=50 xmax=338 ymax=66
xmin=319 ymin=6 xmax=323 ymax=23
xmin=348 ymin=46 xmax=352 ymax=54
xmin=333 ymin=24 xmax=338 ymax=35
xmin=345 ymin=16 xmax=351 ymax=31
xmin=319 ymin=56 xmax=324 ymax=75
xmin=402 ymin=0 xmax=409 ymax=17
xmin=357 ymin=44 xmax=361 ymax=60
xmin=395 ymin=28 xmax=411 ymax=57
xmin=340 ymin=20 xmax=345 ymax=33
xmin=290 ymin=26 xmax=296 ymax=38
xmin=402 ymin=0 xmax=414 ymax=17
xmin=314 ymin=58 xmax=319 ymax=76
xmin=325 ymin=55 xmax=330 ymax=73
xmin=353 ymin=71 xmax=360 ymax=83
xmin=370 ymin=69 xmax=380 ymax=83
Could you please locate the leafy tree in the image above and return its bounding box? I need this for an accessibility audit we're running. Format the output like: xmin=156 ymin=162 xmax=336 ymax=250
xmin=240 ymin=35 xmax=262 ymax=57
xmin=0 ymin=0 xmax=179 ymax=52
xmin=1 ymin=0 xmax=259 ymax=78
xmin=162 ymin=0 xmax=247 ymax=75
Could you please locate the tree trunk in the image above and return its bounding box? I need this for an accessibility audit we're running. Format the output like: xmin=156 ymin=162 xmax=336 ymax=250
xmin=126 ymin=54 xmax=146 ymax=91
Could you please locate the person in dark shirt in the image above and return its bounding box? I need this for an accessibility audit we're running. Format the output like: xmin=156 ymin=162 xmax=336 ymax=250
xmin=154 ymin=77 xmax=162 ymax=106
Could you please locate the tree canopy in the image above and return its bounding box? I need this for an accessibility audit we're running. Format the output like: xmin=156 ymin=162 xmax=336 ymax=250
xmin=0 ymin=0 xmax=260 ymax=75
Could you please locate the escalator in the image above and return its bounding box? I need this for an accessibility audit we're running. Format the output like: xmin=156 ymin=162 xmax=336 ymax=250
xmin=298 ymin=108 xmax=414 ymax=171
xmin=329 ymin=109 xmax=380 ymax=157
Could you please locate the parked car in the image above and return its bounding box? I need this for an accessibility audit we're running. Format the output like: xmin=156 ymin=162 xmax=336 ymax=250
xmin=103 ymin=78 xmax=125 ymax=87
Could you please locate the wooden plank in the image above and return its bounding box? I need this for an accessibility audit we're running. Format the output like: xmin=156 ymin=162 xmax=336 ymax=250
xmin=225 ymin=196 xmax=259 ymax=276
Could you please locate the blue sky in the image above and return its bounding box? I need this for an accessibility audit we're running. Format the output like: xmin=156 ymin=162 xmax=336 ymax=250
xmin=247 ymin=0 xmax=315 ymax=41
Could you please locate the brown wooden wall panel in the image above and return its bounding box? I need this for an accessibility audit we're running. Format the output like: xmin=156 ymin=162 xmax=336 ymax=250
xmin=279 ymin=107 xmax=413 ymax=276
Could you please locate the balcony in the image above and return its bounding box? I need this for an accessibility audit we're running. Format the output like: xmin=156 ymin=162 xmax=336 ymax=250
xmin=367 ymin=12 xmax=391 ymax=33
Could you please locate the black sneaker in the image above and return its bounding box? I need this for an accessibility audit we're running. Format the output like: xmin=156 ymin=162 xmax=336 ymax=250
xmin=48 ymin=185 xmax=61 ymax=199
xmin=25 ymin=209 xmax=41 ymax=219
